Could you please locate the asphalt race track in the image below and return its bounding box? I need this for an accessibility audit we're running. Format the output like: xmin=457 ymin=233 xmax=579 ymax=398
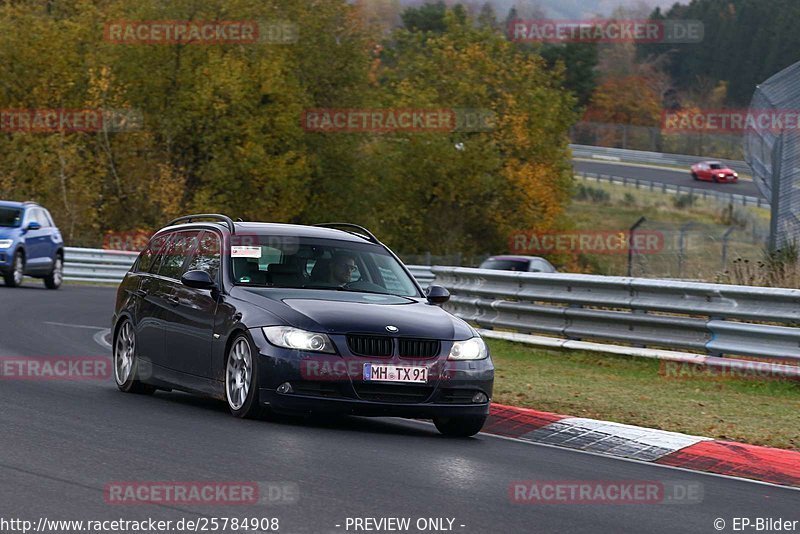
xmin=572 ymin=160 xmax=763 ymax=198
xmin=0 ymin=285 xmax=797 ymax=534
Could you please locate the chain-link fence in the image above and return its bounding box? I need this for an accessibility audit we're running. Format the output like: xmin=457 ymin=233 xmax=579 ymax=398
xmin=628 ymin=219 xmax=770 ymax=280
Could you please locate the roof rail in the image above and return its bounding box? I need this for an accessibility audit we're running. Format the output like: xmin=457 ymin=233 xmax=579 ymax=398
xmin=312 ymin=222 xmax=379 ymax=244
xmin=166 ymin=214 xmax=236 ymax=234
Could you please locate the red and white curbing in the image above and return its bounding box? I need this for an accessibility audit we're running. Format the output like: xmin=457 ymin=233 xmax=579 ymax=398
xmin=483 ymin=403 xmax=800 ymax=488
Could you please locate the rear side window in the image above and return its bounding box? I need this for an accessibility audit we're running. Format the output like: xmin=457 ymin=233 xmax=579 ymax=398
xmin=185 ymin=231 xmax=221 ymax=281
xmin=156 ymin=231 xmax=200 ymax=280
xmin=136 ymin=233 xmax=169 ymax=273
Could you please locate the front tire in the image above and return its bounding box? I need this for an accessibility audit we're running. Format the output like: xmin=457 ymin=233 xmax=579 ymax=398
xmin=114 ymin=319 xmax=155 ymax=395
xmin=3 ymin=251 xmax=24 ymax=287
xmin=225 ymin=334 xmax=264 ymax=419
xmin=433 ymin=414 xmax=487 ymax=437
xmin=44 ymin=254 xmax=63 ymax=289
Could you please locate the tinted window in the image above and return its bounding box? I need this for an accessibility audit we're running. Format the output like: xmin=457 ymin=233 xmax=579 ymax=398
xmin=156 ymin=231 xmax=200 ymax=280
xmin=136 ymin=233 xmax=169 ymax=273
xmin=480 ymin=258 xmax=529 ymax=271
xmin=230 ymin=236 xmax=420 ymax=297
xmin=0 ymin=207 xmax=21 ymax=227
xmin=185 ymin=231 xmax=221 ymax=281
xmin=709 ymin=163 xmax=722 ymax=169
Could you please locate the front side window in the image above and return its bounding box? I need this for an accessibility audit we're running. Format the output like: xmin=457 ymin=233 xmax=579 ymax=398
xmin=185 ymin=231 xmax=221 ymax=281
xmin=230 ymin=236 xmax=420 ymax=297
xmin=0 ymin=207 xmax=21 ymax=228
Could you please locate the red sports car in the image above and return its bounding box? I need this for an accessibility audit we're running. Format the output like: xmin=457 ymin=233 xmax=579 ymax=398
xmin=690 ymin=161 xmax=738 ymax=183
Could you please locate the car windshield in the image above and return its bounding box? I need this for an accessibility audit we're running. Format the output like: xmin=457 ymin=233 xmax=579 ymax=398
xmin=231 ymin=236 xmax=420 ymax=297
xmin=0 ymin=207 xmax=22 ymax=227
xmin=480 ymin=258 xmax=529 ymax=271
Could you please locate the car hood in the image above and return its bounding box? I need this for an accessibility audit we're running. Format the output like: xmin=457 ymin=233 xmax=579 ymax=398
xmin=235 ymin=288 xmax=474 ymax=340
xmin=0 ymin=227 xmax=19 ymax=239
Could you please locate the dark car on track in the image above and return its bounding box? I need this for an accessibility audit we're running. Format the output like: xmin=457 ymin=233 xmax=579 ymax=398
xmin=112 ymin=215 xmax=494 ymax=436
xmin=690 ymin=161 xmax=739 ymax=183
xmin=0 ymin=200 xmax=64 ymax=289
xmin=479 ymin=255 xmax=556 ymax=273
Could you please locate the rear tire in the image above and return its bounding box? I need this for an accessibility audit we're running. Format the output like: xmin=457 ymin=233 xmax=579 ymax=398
xmin=114 ymin=319 xmax=156 ymax=395
xmin=44 ymin=254 xmax=63 ymax=289
xmin=691 ymin=172 xmax=698 ymax=181
xmin=225 ymin=334 xmax=265 ymax=419
xmin=3 ymin=251 xmax=24 ymax=287
xmin=433 ymin=414 xmax=487 ymax=437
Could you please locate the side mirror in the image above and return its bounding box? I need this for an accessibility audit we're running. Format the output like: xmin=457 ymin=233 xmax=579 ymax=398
xmin=425 ymin=285 xmax=450 ymax=305
xmin=181 ymin=270 xmax=217 ymax=290
xmin=26 ymin=221 xmax=41 ymax=231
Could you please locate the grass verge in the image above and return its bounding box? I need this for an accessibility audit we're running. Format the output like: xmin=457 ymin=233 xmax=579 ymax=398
xmin=488 ymin=339 xmax=800 ymax=450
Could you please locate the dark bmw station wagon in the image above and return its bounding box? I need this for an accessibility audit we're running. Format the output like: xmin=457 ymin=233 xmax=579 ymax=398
xmin=112 ymin=215 xmax=494 ymax=436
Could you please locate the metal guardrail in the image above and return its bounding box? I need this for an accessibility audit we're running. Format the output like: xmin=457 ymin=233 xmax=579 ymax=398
xmin=577 ymin=171 xmax=767 ymax=208
xmin=64 ymin=246 xmax=438 ymax=288
xmin=431 ymin=266 xmax=800 ymax=364
xmin=570 ymin=144 xmax=752 ymax=176
xmin=63 ymin=247 xmax=137 ymax=283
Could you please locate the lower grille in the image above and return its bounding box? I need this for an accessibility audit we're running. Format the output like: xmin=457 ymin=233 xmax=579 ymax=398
xmin=290 ymin=381 xmax=343 ymax=398
xmin=354 ymin=383 xmax=434 ymax=403
xmin=347 ymin=335 xmax=393 ymax=357
xmin=438 ymin=389 xmax=480 ymax=404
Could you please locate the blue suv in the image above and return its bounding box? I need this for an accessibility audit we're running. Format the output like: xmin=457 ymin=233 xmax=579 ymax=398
xmin=0 ymin=201 xmax=64 ymax=289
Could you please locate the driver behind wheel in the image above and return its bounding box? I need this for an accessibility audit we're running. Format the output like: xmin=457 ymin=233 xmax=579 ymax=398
xmin=330 ymin=253 xmax=358 ymax=285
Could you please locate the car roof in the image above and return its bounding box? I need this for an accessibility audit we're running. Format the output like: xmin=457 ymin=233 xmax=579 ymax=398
xmin=0 ymin=200 xmax=38 ymax=209
xmin=485 ymin=255 xmax=540 ymax=262
xmin=158 ymin=221 xmax=374 ymax=244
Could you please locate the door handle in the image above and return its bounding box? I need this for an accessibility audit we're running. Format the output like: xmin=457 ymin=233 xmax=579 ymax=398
xmin=166 ymin=295 xmax=180 ymax=306
xmin=132 ymin=289 xmax=147 ymax=298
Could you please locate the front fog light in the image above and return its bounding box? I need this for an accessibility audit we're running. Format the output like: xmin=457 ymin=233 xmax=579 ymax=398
xmin=448 ymin=337 xmax=488 ymax=360
xmin=472 ymin=391 xmax=488 ymax=404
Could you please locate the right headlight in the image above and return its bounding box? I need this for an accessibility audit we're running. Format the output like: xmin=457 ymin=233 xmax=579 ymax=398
xmin=0 ymin=239 xmax=13 ymax=249
xmin=262 ymin=326 xmax=335 ymax=353
xmin=448 ymin=337 xmax=488 ymax=360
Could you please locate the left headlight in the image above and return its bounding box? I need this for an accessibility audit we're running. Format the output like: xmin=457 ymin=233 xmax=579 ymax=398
xmin=262 ymin=326 xmax=335 ymax=353
xmin=0 ymin=239 xmax=13 ymax=249
xmin=448 ymin=337 xmax=488 ymax=360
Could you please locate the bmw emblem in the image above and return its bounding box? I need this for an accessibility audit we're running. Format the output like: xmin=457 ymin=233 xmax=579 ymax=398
xmin=385 ymin=325 xmax=399 ymax=333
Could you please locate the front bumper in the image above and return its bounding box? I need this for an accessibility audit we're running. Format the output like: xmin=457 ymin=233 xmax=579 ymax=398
xmin=250 ymin=328 xmax=494 ymax=418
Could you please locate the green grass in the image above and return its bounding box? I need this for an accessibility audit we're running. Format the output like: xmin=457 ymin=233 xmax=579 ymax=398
xmin=489 ymin=339 xmax=800 ymax=450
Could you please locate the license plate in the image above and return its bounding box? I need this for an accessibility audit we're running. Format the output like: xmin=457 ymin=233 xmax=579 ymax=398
xmin=363 ymin=363 xmax=428 ymax=383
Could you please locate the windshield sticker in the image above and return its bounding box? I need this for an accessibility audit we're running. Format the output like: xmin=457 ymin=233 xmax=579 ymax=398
xmin=231 ymin=246 xmax=262 ymax=258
